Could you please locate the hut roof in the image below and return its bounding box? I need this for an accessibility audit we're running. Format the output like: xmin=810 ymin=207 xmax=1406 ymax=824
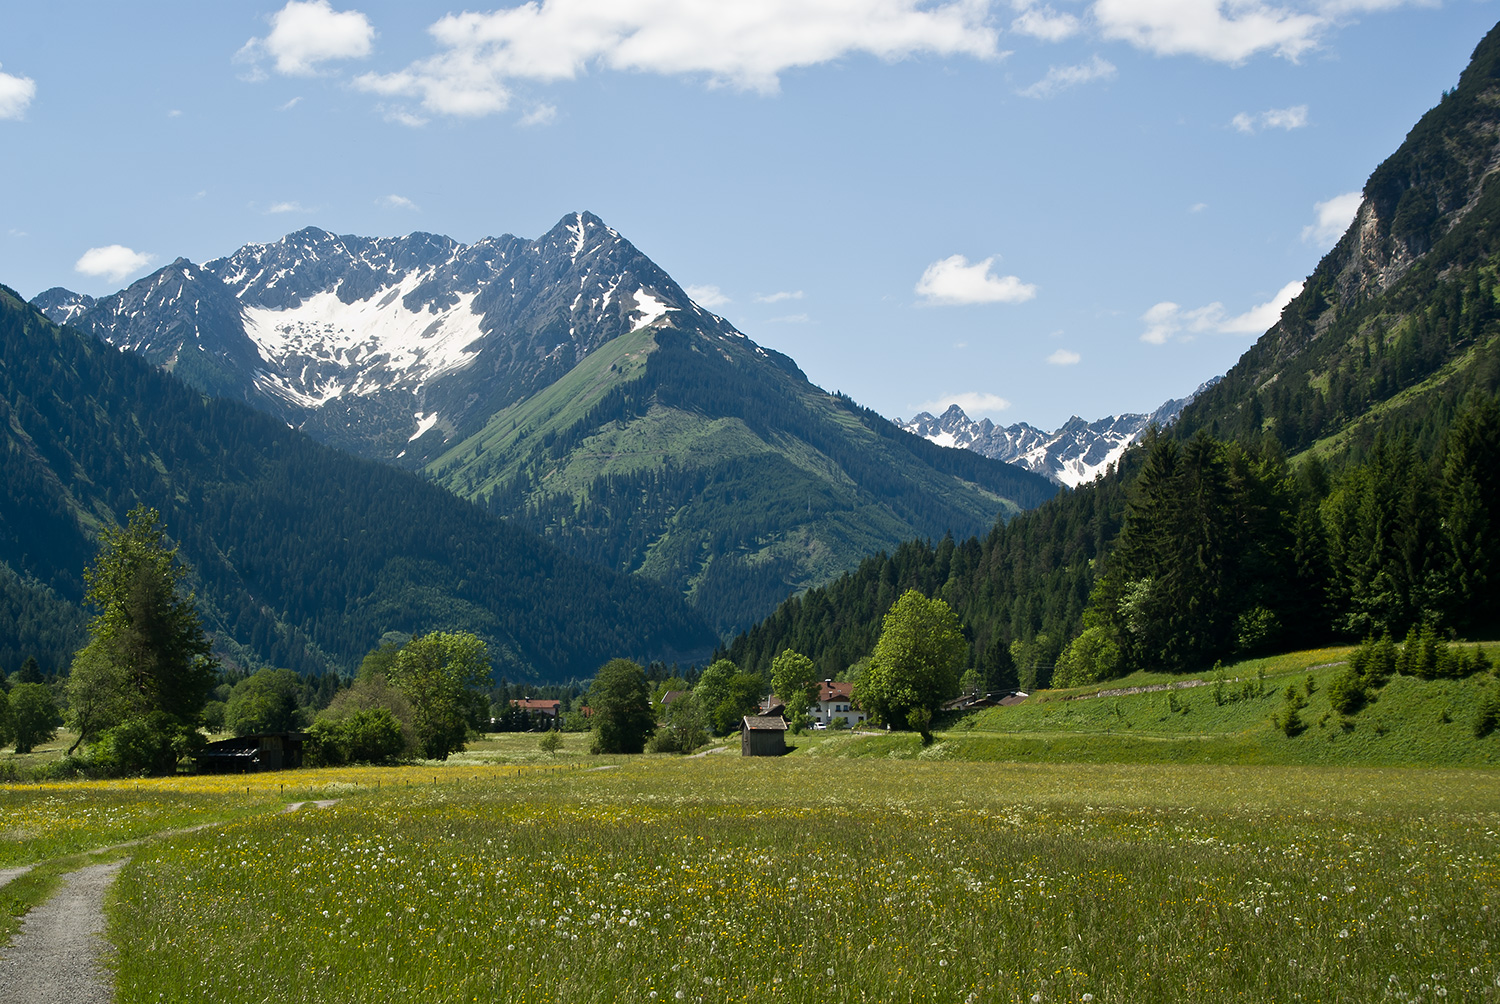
xmin=743 ymin=715 xmax=789 ymax=731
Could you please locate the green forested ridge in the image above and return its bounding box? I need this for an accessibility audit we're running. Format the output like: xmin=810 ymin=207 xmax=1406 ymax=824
xmin=0 ymin=286 xmax=715 ymax=680
xmin=726 ymin=23 xmax=1500 ymax=689
xmin=430 ymin=323 xmax=1058 ymax=636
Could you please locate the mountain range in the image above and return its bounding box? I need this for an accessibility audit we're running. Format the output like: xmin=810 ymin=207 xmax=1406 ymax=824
xmin=33 ymin=215 xmax=1058 ymax=637
xmin=897 ymin=382 xmax=1213 ymax=487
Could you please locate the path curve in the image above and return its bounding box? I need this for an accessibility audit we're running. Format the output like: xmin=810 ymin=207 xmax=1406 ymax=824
xmin=0 ymin=860 xmax=126 ymax=1004
xmin=0 ymin=866 xmax=33 ymax=890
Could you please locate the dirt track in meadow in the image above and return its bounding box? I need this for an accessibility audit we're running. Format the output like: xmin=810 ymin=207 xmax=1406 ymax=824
xmin=0 ymin=860 xmax=125 ymax=1004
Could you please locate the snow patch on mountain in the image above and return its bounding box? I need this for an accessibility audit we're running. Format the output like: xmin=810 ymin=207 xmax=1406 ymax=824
xmin=630 ymin=288 xmax=673 ymax=331
xmin=241 ymin=277 xmax=485 ymax=407
xmin=409 ymin=411 xmax=440 ymax=441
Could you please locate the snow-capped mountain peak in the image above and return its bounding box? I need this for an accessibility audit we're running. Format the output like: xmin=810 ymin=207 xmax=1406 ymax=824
xmin=33 ymin=212 xmax=738 ymax=466
xmin=899 ymin=382 xmax=1216 ymax=487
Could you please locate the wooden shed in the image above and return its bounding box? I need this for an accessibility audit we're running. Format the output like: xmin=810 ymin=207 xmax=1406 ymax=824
xmin=741 ymin=715 xmax=788 ymax=757
xmin=196 ymin=732 xmax=309 ymax=773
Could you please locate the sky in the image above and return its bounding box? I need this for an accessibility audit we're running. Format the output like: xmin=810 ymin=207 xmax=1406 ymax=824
xmin=1 ymin=0 xmax=1496 ymax=431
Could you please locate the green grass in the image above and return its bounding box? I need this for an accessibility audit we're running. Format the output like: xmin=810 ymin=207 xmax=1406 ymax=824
xmin=427 ymin=327 xmax=658 ymax=493
xmin=807 ymin=648 xmax=1500 ymax=766
xmin=100 ymin=758 xmax=1499 ymax=1003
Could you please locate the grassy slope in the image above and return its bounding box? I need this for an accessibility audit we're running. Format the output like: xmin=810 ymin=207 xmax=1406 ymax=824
xmin=426 ymin=325 xmax=1021 ymax=634
xmin=804 ymin=645 xmax=1500 ymax=766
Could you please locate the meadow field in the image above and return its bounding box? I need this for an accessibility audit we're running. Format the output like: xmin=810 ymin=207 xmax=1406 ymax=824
xmin=4 ymin=750 xmax=1497 ymax=1004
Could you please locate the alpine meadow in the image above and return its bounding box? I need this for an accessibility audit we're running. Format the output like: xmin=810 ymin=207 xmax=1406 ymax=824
xmin=2 ymin=5 xmax=1499 ymax=1004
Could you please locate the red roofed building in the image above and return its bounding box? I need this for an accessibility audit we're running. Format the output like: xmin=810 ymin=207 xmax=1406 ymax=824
xmin=812 ymin=679 xmax=865 ymax=729
xmin=511 ymin=699 xmax=562 ymax=719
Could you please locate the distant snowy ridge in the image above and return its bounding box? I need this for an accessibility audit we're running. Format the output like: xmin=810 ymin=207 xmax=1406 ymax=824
xmin=899 ymin=380 xmax=1217 ymax=487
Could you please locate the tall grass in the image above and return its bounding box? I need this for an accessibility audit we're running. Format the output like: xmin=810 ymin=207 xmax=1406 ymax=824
xmin=104 ymin=758 xmax=1500 ymax=1003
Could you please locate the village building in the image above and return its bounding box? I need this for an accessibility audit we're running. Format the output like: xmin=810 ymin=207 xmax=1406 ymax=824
xmin=811 ymin=680 xmax=866 ymax=728
xmin=741 ymin=715 xmax=788 ymax=756
xmin=510 ymin=698 xmax=562 ymax=720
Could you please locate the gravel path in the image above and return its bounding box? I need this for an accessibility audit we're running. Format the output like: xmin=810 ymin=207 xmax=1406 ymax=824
xmin=0 ymin=867 xmax=33 ymax=889
xmin=0 ymin=860 xmax=126 ymax=1004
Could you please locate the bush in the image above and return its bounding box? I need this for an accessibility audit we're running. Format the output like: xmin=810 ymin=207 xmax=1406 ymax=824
xmin=90 ymin=713 xmax=203 ymax=776
xmin=1474 ymin=688 xmax=1500 ymax=738
xmin=308 ymin=707 xmax=409 ymax=766
xmin=539 ymin=729 xmax=564 ymax=755
xmin=9 ymin=683 xmax=61 ymax=754
xmin=1052 ymin=626 xmax=1122 ymax=688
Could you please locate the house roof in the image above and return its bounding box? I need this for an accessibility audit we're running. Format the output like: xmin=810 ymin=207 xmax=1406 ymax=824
xmin=511 ymin=699 xmax=561 ymax=712
xmin=661 ymin=690 xmax=687 ymax=705
xmin=815 ymin=680 xmax=855 ymax=702
xmin=743 ymin=715 xmax=789 ymax=731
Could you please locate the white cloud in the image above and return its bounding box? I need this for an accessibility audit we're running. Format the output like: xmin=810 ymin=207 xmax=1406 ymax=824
xmin=1189 ymin=202 xmax=1208 ymax=213
xmin=0 ymin=65 xmax=37 ymax=120
xmin=754 ymin=290 xmax=804 ymax=303
xmin=1094 ymin=0 xmax=1324 ymax=63
xmin=381 ymin=106 xmax=429 ymax=127
xmin=75 ymin=245 xmax=155 ymax=282
xmin=167 ymin=108 xmax=183 ymax=118
xmin=1019 ymin=54 xmax=1116 ymax=98
xmin=377 ymin=193 xmax=418 ymax=210
xmin=1140 ymin=279 xmax=1304 ymax=343
xmin=916 ymin=254 xmax=1037 ymax=306
xmin=768 ymin=313 xmax=811 ymax=324
xmin=1301 ymin=190 xmax=1362 ymax=248
xmin=685 ymin=284 xmax=730 ymax=308
xmin=1046 ymin=348 xmax=1081 ymax=365
xmin=518 ymin=103 xmax=557 ymax=126
xmin=1232 ymin=103 xmax=1308 ymax=133
xmin=280 ymin=96 xmax=304 ymax=111
xmin=913 ymin=391 xmax=1012 ymax=415
xmin=354 ymin=0 xmax=1000 ymax=118
xmin=239 ymin=1 xmax=376 ymax=77
xmin=1011 ymin=5 xmax=1081 ymax=42
xmin=266 ymin=201 xmax=312 ymax=214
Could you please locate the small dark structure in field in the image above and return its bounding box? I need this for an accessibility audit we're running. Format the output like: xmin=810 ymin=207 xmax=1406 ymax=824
xmin=741 ymin=715 xmax=788 ymax=757
xmin=196 ymin=732 xmax=309 ymax=773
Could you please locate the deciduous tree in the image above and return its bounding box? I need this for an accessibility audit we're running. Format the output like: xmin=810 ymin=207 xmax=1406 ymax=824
xmin=388 ymin=631 xmax=491 ymax=760
xmin=588 ymin=658 xmax=655 ymax=754
xmin=769 ymin=649 xmax=818 ymax=732
xmin=9 ymin=682 xmax=60 ymax=754
xmin=859 ymin=590 xmax=965 ymax=739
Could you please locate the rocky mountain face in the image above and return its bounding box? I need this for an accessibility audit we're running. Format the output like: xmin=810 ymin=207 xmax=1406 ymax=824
xmin=35 ymin=212 xmax=731 ymax=467
xmin=899 ymin=385 xmax=1211 ymax=487
xmin=1174 ymin=21 xmax=1500 ymax=456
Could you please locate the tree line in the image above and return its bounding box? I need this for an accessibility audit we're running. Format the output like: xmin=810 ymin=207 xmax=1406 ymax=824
xmin=723 ymin=398 xmax=1500 ymax=691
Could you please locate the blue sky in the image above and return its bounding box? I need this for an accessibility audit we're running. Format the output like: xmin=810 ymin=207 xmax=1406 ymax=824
xmin=1 ymin=0 xmax=1495 ymax=430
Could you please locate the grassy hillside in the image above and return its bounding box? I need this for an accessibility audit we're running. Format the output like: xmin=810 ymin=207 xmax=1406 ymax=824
xmin=805 ymin=645 xmax=1500 ymax=766
xmin=429 ymin=322 xmax=1055 ymax=637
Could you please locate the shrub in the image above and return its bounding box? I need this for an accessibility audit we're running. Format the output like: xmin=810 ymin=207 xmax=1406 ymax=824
xmin=90 ymin=713 xmax=203 ymax=776
xmin=308 ymin=707 xmax=409 ymax=766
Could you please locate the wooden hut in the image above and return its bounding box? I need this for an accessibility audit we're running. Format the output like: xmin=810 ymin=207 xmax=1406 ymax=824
xmin=741 ymin=715 xmax=788 ymax=757
xmin=196 ymin=732 xmax=309 ymax=773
